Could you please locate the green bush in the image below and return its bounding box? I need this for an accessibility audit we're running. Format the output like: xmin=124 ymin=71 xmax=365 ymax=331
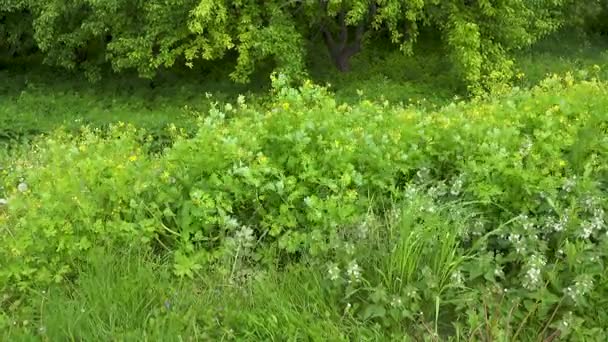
xmin=1 ymin=73 xmax=607 ymax=339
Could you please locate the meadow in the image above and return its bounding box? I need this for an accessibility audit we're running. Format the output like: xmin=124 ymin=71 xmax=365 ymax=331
xmin=1 ymin=29 xmax=608 ymax=340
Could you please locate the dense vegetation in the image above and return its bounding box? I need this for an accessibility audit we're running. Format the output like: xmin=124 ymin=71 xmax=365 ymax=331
xmin=1 ymin=1 xmax=608 ymax=340
xmin=1 ymin=0 xmax=606 ymax=90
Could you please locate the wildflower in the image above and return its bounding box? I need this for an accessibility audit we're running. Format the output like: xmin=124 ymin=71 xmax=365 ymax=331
xmin=235 ymin=226 xmax=255 ymax=248
xmin=17 ymin=182 xmax=28 ymax=193
xmin=415 ymin=167 xmax=430 ymax=183
xmin=225 ymin=217 xmax=240 ymax=230
xmin=390 ymin=296 xmax=403 ymax=308
xmin=562 ymin=176 xmax=576 ymax=193
xmin=523 ymin=254 xmax=546 ymax=290
xmin=237 ymin=94 xmax=246 ymax=106
xmin=450 ymin=177 xmax=464 ymax=196
xmin=494 ymin=267 xmax=505 ymax=278
xmin=580 ymin=221 xmax=595 ymax=239
xmin=346 ymin=260 xmax=362 ymax=283
xmin=357 ymin=219 xmax=370 ymax=239
xmin=565 ymin=274 xmax=594 ymax=302
xmin=583 ymin=196 xmax=598 ymax=209
xmin=404 ymin=184 xmax=418 ymax=200
xmin=508 ymin=233 xmax=526 ymax=254
xmin=405 ymin=286 xmax=418 ymax=299
xmin=343 ymin=242 xmax=356 ymax=256
xmin=547 ymin=215 xmax=567 ymax=232
xmin=450 ymin=270 xmax=464 ymax=287
xmin=0 ymin=198 xmax=7 ymax=206
xmin=327 ymin=263 xmax=341 ymax=282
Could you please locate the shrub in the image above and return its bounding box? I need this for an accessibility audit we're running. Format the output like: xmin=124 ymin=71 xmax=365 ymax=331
xmin=1 ymin=72 xmax=607 ymax=338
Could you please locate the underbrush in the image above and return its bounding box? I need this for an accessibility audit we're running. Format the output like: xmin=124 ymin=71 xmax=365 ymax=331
xmin=1 ymin=72 xmax=607 ymax=340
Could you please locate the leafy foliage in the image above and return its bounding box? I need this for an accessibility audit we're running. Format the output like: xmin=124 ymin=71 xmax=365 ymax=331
xmin=1 ymin=71 xmax=607 ymax=338
xmin=0 ymin=0 xmax=588 ymax=90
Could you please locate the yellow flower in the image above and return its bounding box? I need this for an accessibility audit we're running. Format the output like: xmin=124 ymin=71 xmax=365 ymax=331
xmin=129 ymin=155 xmax=138 ymax=162
xmin=282 ymin=102 xmax=290 ymax=110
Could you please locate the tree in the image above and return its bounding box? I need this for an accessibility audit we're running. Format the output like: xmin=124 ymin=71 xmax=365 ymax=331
xmin=0 ymin=0 xmax=578 ymax=89
xmin=0 ymin=0 xmax=35 ymax=58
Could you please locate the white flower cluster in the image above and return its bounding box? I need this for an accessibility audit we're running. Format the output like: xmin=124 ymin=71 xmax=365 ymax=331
xmin=523 ymin=254 xmax=546 ymax=290
xmin=508 ymin=233 xmax=526 ymax=254
xmin=404 ymin=184 xmax=418 ymax=200
xmin=346 ymin=260 xmax=362 ymax=283
xmin=327 ymin=260 xmax=363 ymax=284
xmin=562 ymin=176 xmax=577 ymax=193
xmin=234 ymin=225 xmax=255 ymax=249
xmin=390 ymin=296 xmax=403 ymax=308
xmin=545 ymin=215 xmax=568 ymax=233
xmin=450 ymin=270 xmax=464 ymax=287
xmin=415 ymin=167 xmax=430 ymax=183
xmin=580 ymin=208 xmax=605 ymax=239
xmin=519 ymin=136 xmax=534 ymax=156
xmin=450 ymin=176 xmax=464 ymax=196
xmin=565 ymin=274 xmax=594 ymax=302
xmin=327 ymin=263 xmax=341 ymax=282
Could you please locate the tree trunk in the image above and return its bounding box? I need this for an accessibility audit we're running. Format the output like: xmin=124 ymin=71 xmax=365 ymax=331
xmin=319 ymin=3 xmax=376 ymax=73
xmin=334 ymin=52 xmax=352 ymax=72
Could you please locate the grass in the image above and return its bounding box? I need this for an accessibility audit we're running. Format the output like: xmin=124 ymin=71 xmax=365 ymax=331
xmin=1 ymin=246 xmax=366 ymax=341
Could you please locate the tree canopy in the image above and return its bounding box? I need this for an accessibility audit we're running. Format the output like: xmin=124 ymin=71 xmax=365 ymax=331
xmin=0 ymin=0 xmax=602 ymax=90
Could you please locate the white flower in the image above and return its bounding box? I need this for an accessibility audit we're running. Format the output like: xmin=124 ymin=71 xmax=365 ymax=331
xmin=450 ymin=270 xmax=464 ymax=286
xmin=450 ymin=177 xmax=463 ymax=196
xmin=404 ymin=184 xmax=418 ymax=200
xmin=346 ymin=260 xmax=362 ymax=283
xmin=580 ymin=221 xmax=594 ymax=239
xmin=17 ymin=182 xmax=28 ymax=193
xmin=545 ymin=216 xmax=566 ymax=233
xmin=327 ymin=263 xmax=341 ymax=282
xmin=523 ymin=255 xmax=546 ymax=290
xmin=494 ymin=267 xmax=505 ymax=278
xmin=235 ymin=226 xmax=254 ymax=248
xmin=390 ymin=296 xmax=403 ymax=308
xmin=565 ymin=274 xmax=594 ymax=302
xmin=562 ymin=176 xmax=577 ymax=193
xmin=519 ymin=137 xmax=533 ymax=156
xmin=0 ymin=198 xmax=7 ymax=206
xmin=225 ymin=217 xmax=240 ymax=230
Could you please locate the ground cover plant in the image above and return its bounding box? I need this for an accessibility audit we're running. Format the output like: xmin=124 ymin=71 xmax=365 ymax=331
xmin=1 ymin=69 xmax=607 ymax=340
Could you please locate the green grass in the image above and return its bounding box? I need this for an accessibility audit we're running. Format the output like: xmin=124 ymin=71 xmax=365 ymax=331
xmin=1 ymin=246 xmax=369 ymax=341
